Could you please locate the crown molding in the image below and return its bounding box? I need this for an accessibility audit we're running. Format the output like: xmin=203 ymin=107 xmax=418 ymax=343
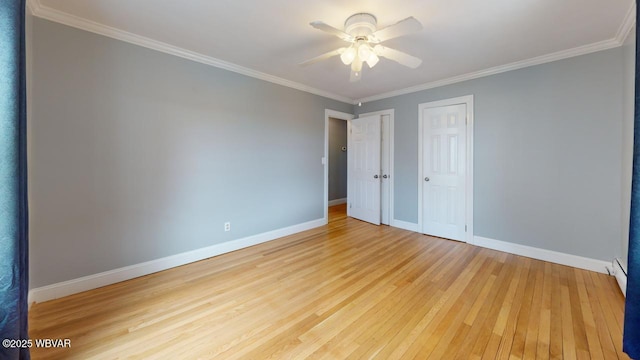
xmin=616 ymin=1 xmax=637 ymax=45
xmin=355 ymin=37 xmax=622 ymax=104
xmin=26 ymin=0 xmax=353 ymax=104
xmin=26 ymin=0 xmax=38 ymax=14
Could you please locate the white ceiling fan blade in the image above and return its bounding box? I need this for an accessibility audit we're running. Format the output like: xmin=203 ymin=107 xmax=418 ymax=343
xmin=299 ymin=48 xmax=345 ymax=66
xmin=350 ymin=69 xmax=362 ymax=82
xmin=310 ymin=21 xmax=353 ymax=41
xmin=371 ymin=17 xmax=422 ymax=43
xmin=375 ymin=46 xmax=422 ymax=69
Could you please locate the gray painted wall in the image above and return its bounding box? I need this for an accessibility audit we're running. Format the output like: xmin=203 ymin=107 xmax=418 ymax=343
xmin=328 ymin=118 xmax=347 ymax=201
xmin=357 ymin=48 xmax=625 ymax=261
xmin=622 ymin=27 xmax=636 ymax=270
xmin=29 ymin=18 xmax=351 ymax=287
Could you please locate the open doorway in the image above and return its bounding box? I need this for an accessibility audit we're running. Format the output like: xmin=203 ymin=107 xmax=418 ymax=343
xmin=328 ymin=117 xmax=348 ymax=220
xmin=323 ymin=109 xmax=395 ymax=227
xmin=323 ymin=110 xmax=353 ymax=224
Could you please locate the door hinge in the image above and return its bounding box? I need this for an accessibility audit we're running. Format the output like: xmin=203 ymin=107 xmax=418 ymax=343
xmin=349 ymin=203 xmax=352 ymax=209
xmin=465 ymin=116 xmax=468 ymax=125
xmin=465 ymin=225 xmax=467 ymax=232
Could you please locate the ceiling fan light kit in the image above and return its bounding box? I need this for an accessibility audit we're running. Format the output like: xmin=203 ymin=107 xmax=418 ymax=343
xmin=302 ymin=12 xmax=424 ymax=82
xmin=340 ymin=47 xmax=356 ymax=65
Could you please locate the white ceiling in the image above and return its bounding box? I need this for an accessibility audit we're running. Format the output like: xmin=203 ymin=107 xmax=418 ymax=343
xmin=31 ymin=0 xmax=635 ymax=103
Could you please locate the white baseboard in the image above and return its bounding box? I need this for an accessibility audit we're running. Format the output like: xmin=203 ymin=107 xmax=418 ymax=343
xmin=473 ymin=236 xmax=610 ymax=274
xmin=28 ymin=218 xmax=326 ymax=305
xmin=391 ymin=219 xmax=419 ymax=232
xmin=612 ymin=258 xmax=627 ymax=296
xmin=328 ymin=198 xmax=347 ymax=206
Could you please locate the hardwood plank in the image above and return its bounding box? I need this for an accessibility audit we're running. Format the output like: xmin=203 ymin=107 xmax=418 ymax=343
xmin=566 ymin=267 xmax=590 ymax=356
xmin=523 ymin=260 xmax=544 ymax=360
xmin=561 ymin=283 xmax=578 ymax=360
xmin=549 ymin=264 xmax=564 ymax=360
xmin=535 ymin=262 xmax=552 ymax=360
xmin=28 ymin=205 xmax=630 ymax=359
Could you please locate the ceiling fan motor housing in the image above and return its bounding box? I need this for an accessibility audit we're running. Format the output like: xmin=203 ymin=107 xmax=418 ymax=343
xmin=345 ymin=13 xmax=377 ymax=37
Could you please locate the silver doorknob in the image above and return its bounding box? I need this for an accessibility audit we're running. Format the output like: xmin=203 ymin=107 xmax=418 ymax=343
xmin=424 ymin=177 xmax=430 ymax=182
xmin=374 ymin=175 xmax=379 ymax=179
xmin=383 ymin=174 xmax=388 ymax=179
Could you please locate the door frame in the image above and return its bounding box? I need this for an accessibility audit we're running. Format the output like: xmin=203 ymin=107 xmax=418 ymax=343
xmin=324 ymin=109 xmax=354 ymax=224
xmin=417 ymin=95 xmax=474 ymax=244
xmin=358 ymin=109 xmax=395 ymax=226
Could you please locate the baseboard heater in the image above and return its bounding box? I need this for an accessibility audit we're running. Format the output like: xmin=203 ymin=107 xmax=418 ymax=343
xmin=610 ymin=258 xmax=627 ymax=297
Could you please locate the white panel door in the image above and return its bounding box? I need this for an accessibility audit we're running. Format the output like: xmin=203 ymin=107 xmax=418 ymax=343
xmin=421 ymin=104 xmax=466 ymax=240
xmin=349 ymin=115 xmax=381 ymax=225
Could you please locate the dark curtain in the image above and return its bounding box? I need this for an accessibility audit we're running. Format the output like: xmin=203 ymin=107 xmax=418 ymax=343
xmin=626 ymin=1 xmax=640 ymax=358
xmin=0 ymin=0 xmax=30 ymax=359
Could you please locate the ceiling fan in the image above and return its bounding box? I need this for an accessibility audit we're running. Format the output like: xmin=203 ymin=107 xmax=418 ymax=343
xmin=300 ymin=13 xmax=423 ymax=82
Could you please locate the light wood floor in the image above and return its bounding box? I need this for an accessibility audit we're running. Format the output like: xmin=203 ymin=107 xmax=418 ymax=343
xmin=29 ymin=204 xmax=629 ymax=359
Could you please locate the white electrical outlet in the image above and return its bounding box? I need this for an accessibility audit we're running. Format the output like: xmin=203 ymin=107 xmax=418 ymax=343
xmin=224 ymin=222 xmax=231 ymax=232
